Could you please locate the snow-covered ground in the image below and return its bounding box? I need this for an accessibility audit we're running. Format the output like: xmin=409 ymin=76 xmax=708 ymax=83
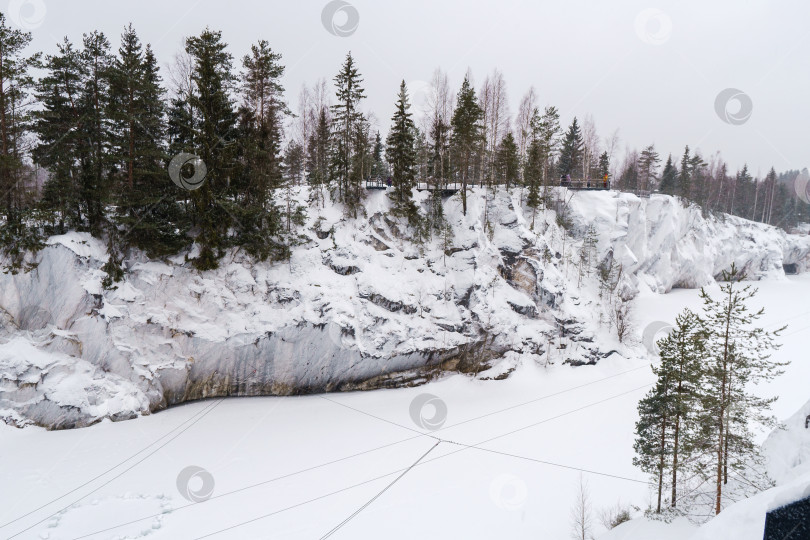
xmin=1 ymin=273 xmax=808 ymax=539
xmin=2 ymin=187 xmax=809 ymax=538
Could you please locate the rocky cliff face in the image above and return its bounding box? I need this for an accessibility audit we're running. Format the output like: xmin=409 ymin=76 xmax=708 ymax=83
xmin=2 ymin=187 xmax=808 ymax=429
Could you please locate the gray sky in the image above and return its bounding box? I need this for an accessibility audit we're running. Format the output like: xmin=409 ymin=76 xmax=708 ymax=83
xmin=7 ymin=0 xmax=809 ymax=176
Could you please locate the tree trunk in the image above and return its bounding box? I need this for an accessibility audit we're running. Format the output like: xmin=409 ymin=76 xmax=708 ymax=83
xmin=657 ymin=411 xmax=668 ymax=513
xmin=716 ymin=292 xmax=734 ymax=515
xmin=672 ymin=379 xmax=682 ymax=507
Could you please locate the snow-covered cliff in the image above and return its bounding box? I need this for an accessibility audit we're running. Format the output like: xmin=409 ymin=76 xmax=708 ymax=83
xmin=1 ymin=188 xmax=808 ymax=429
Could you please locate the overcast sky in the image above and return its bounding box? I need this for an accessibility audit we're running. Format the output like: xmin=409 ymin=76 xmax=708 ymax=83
xmin=7 ymin=0 xmax=809 ymax=176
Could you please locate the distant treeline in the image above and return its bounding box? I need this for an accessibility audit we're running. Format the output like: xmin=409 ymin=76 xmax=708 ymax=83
xmin=0 ymin=16 xmax=807 ymax=277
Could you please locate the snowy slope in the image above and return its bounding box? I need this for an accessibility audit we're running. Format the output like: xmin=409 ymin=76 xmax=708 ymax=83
xmin=686 ymin=397 xmax=810 ymax=540
xmin=1 ymin=276 xmax=809 ymax=539
xmin=1 ymin=187 xmax=808 ymax=429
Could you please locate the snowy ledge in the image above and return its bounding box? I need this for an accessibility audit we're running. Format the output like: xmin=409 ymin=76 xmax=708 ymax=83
xmin=1 ymin=187 xmax=808 ymax=429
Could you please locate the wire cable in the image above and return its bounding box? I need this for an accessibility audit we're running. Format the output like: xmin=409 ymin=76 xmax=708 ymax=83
xmin=7 ymin=398 xmax=224 ymax=539
xmin=318 ymin=441 xmax=441 ymax=539
xmin=0 ymin=399 xmax=220 ymax=531
xmin=64 ymin=372 xmax=653 ymax=539
xmin=166 ymin=384 xmax=652 ymax=540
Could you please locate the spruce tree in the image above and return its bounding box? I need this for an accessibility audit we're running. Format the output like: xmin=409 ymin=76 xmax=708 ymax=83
xmin=78 ymin=31 xmax=114 ymax=235
xmin=678 ymin=146 xmax=691 ymax=199
xmin=34 ymin=32 xmax=114 ymax=236
xmin=558 ymin=117 xmax=583 ymax=178
xmin=184 ymin=28 xmax=237 ymax=270
xmin=659 ymin=155 xmax=678 ymax=196
xmin=371 ymin=131 xmax=386 ymax=177
xmin=385 ymin=80 xmax=418 ymax=223
xmin=330 ymin=52 xmax=366 ymax=217
xmin=108 ymin=27 xmax=181 ymax=259
xmin=598 ymin=151 xmax=610 ymax=181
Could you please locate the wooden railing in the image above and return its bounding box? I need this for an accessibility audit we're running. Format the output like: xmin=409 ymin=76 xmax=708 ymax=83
xmin=415 ymin=181 xmax=462 ymax=192
xmin=364 ymin=178 xmax=388 ymax=189
xmin=559 ymin=179 xmax=611 ymax=190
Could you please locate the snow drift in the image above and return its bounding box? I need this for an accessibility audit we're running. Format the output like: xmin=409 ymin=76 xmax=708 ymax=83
xmin=1 ymin=188 xmax=808 ymax=429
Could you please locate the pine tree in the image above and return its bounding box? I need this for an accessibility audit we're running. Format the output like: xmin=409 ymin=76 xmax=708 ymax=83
xmin=637 ymin=144 xmax=660 ymax=191
xmin=658 ymin=309 xmax=705 ymax=510
xmin=231 ymin=39 xmax=287 ymax=261
xmin=659 ymin=155 xmax=678 ymax=196
xmin=558 ymin=117 xmax=583 ymax=178
xmin=239 ymin=40 xmax=285 ymax=199
xmin=633 ymin=308 xmax=706 ymax=515
xmin=385 ymin=80 xmax=418 ymax=222
xmin=689 ymin=153 xmax=707 ymax=208
xmin=697 ymin=264 xmax=786 ymax=515
xmin=330 ymin=52 xmax=366 ymax=217
xmin=450 ymin=74 xmax=483 ymax=215
xmin=537 ymin=106 xmax=561 ymax=190
xmin=184 ymin=28 xmax=238 ymax=269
